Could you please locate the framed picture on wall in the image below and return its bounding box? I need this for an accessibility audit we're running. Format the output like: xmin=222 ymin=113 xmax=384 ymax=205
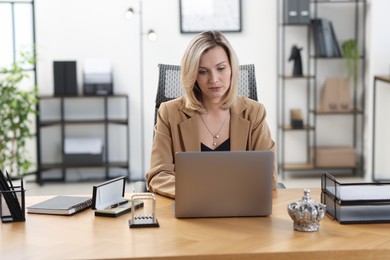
xmin=179 ymin=0 xmax=242 ymax=33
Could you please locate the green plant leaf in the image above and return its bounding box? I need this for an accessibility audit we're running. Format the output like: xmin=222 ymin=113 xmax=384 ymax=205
xmin=342 ymin=39 xmax=359 ymax=83
xmin=0 ymin=51 xmax=37 ymax=176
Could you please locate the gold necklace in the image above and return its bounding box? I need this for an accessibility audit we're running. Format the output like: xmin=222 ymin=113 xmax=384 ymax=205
xmin=200 ymin=112 xmax=229 ymax=146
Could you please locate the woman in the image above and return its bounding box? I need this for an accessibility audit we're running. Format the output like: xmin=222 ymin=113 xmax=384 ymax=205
xmin=146 ymin=31 xmax=277 ymax=198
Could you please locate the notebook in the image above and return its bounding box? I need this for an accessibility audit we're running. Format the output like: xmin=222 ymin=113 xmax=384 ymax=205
xmin=27 ymin=196 xmax=92 ymax=216
xmin=174 ymin=150 xmax=274 ymax=218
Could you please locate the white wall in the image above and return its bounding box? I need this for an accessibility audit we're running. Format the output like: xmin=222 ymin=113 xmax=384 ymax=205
xmin=366 ymin=0 xmax=390 ymax=180
xmin=34 ymin=0 xmax=390 ymax=181
xmin=35 ymin=0 xmax=277 ymax=180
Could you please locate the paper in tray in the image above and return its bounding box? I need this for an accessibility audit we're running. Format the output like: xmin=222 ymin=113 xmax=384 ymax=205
xmin=321 ymin=173 xmax=390 ymax=203
xmin=322 ymin=192 xmax=390 ymax=224
xmin=324 ymin=185 xmax=390 ymax=202
xmin=321 ymin=173 xmax=390 ymax=224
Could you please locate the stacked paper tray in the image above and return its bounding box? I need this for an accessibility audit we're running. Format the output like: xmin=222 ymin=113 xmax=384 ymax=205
xmin=321 ymin=173 xmax=390 ymax=224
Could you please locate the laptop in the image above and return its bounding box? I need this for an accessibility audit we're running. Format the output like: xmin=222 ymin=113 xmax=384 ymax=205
xmin=174 ymin=150 xmax=274 ymax=218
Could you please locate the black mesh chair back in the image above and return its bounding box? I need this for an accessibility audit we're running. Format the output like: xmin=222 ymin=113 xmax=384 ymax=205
xmin=154 ymin=64 xmax=258 ymax=124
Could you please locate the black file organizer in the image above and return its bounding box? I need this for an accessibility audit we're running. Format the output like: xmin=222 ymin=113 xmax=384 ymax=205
xmin=321 ymin=173 xmax=390 ymax=224
xmin=0 ymin=183 xmax=26 ymax=223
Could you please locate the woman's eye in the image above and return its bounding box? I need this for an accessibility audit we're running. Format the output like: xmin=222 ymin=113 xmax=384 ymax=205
xmin=218 ymin=67 xmax=225 ymax=72
xmin=199 ymin=70 xmax=207 ymax=75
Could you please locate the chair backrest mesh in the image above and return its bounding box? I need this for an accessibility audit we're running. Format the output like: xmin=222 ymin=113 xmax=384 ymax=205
xmin=237 ymin=64 xmax=258 ymax=101
xmin=154 ymin=64 xmax=258 ymax=123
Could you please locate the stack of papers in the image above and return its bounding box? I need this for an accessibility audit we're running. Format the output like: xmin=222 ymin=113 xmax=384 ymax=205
xmin=64 ymin=138 xmax=102 ymax=154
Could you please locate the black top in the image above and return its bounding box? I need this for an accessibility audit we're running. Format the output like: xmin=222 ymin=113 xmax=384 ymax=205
xmin=201 ymin=138 xmax=231 ymax=152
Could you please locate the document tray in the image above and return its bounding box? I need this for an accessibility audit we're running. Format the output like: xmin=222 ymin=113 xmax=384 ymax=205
xmin=321 ymin=173 xmax=390 ymax=224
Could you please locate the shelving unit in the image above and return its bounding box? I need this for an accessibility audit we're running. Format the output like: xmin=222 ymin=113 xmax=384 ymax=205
xmin=37 ymin=95 xmax=130 ymax=184
xmin=277 ymin=0 xmax=366 ymax=179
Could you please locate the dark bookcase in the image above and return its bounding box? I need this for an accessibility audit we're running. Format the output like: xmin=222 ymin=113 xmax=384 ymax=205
xmin=277 ymin=0 xmax=366 ymax=179
xmin=37 ymin=95 xmax=130 ymax=184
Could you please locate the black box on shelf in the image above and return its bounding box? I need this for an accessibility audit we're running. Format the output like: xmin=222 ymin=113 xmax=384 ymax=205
xmin=321 ymin=173 xmax=390 ymax=224
xmin=63 ymin=152 xmax=103 ymax=166
xmin=283 ymin=0 xmax=310 ymax=25
xmin=53 ymin=61 xmax=78 ymax=96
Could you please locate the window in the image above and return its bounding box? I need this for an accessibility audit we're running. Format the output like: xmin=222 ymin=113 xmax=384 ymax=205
xmin=0 ymin=0 xmax=35 ymax=68
xmin=0 ymin=0 xmax=37 ymax=174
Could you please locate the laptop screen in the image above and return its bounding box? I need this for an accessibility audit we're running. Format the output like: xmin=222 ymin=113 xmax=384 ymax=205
xmin=174 ymin=150 xmax=274 ymax=218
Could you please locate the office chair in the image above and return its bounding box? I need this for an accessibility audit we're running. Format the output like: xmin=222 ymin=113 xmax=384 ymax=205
xmin=154 ymin=64 xmax=258 ymax=124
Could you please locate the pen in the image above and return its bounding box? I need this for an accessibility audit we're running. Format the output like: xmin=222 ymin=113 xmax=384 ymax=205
xmin=110 ymin=200 xmax=129 ymax=208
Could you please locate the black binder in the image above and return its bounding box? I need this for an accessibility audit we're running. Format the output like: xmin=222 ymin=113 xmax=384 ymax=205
xmin=311 ymin=19 xmax=341 ymax=58
xmin=283 ymin=0 xmax=310 ymax=25
xmin=53 ymin=61 xmax=78 ymax=96
xmin=312 ymin=19 xmax=326 ymax=57
xmin=329 ymin=22 xmax=342 ymax=57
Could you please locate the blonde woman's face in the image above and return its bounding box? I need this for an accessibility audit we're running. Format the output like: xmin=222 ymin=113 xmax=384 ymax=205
xmin=196 ymin=46 xmax=231 ymax=104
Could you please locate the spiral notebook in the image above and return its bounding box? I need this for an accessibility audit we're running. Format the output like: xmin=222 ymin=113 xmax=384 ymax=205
xmin=27 ymin=196 xmax=92 ymax=216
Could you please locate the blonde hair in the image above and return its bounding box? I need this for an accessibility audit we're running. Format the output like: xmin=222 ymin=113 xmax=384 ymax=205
xmin=180 ymin=31 xmax=239 ymax=112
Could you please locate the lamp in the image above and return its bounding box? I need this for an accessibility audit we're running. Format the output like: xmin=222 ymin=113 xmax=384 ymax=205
xmin=147 ymin=30 xmax=158 ymax=41
xmin=124 ymin=8 xmax=135 ymax=20
xmin=125 ymin=3 xmax=157 ymax=176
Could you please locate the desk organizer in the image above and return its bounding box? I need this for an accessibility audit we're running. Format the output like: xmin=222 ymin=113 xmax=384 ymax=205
xmin=129 ymin=193 xmax=159 ymax=228
xmin=321 ymin=173 xmax=390 ymax=224
xmin=0 ymin=179 xmax=25 ymax=223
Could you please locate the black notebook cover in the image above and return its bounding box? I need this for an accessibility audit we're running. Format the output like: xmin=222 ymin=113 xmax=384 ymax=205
xmin=27 ymin=196 xmax=92 ymax=216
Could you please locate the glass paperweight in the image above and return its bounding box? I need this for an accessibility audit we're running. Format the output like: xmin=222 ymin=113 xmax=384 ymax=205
xmin=287 ymin=188 xmax=326 ymax=232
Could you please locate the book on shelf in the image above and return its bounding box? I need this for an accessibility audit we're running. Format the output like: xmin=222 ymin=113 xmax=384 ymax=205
xmin=311 ymin=18 xmax=341 ymax=58
xmin=329 ymin=21 xmax=342 ymax=57
xmin=27 ymin=196 xmax=92 ymax=216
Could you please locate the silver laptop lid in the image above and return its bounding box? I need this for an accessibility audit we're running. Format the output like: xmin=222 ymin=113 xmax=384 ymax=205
xmin=175 ymin=150 xmax=273 ymax=218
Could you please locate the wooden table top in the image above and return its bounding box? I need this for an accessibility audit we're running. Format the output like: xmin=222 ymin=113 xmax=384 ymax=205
xmin=2 ymin=188 xmax=390 ymax=260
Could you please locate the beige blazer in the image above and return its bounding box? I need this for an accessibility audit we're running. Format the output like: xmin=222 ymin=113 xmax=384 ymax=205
xmin=146 ymin=96 xmax=277 ymax=198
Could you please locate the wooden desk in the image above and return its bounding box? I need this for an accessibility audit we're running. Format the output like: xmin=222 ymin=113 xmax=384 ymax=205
xmin=2 ymin=189 xmax=390 ymax=260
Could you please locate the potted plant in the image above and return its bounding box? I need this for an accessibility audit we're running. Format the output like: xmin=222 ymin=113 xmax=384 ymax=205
xmin=341 ymin=39 xmax=359 ymax=84
xmin=0 ymin=52 xmax=38 ymax=177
